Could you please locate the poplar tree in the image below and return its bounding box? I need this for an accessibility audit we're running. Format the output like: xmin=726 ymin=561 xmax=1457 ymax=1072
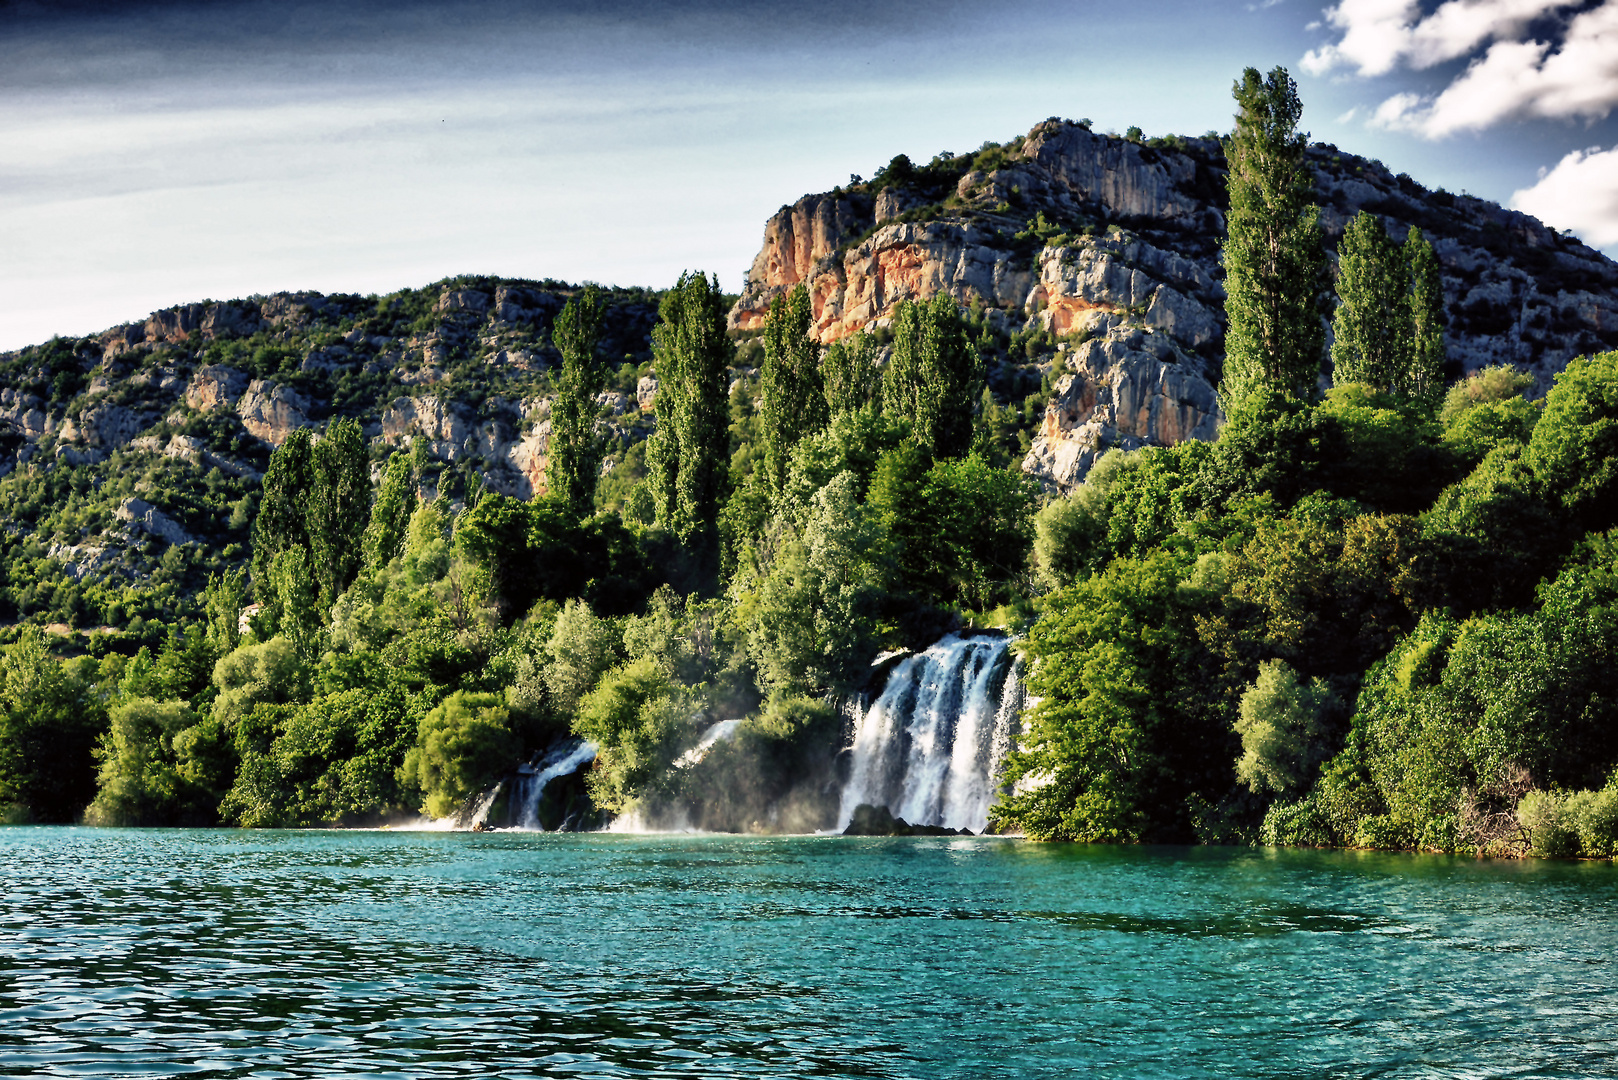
xmin=362 ymin=447 xmax=416 ymax=572
xmin=1330 ymin=215 xmax=1446 ymax=410
xmin=760 ymin=284 xmax=827 ymax=492
xmin=545 ymin=286 xmax=608 ymax=517
xmin=1331 ymin=211 xmax=1409 ymax=391
xmin=251 ymin=420 xmax=371 ymax=651
xmin=822 ymin=330 xmax=882 ymax=416
xmin=307 ymin=417 xmax=369 ymax=612
xmin=1221 ymin=66 xmax=1329 ymax=407
xmin=1406 ymin=226 xmax=1446 ymax=409
xmin=882 ymin=294 xmax=982 ymax=459
xmin=646 ymin=271 xmax=732 ymax=548
xmin=252 ymin=427 xmax=314 ymax=604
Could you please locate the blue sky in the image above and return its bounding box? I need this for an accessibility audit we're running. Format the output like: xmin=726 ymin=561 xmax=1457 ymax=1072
xmin=2 ymin=0 xmax=1615 ymax=351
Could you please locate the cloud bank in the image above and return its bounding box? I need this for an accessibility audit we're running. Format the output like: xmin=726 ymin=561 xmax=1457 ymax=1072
xmin=1304 ymin=0 xmax=1618 ymax=137
xmin=1511 ymin=144 xmax=1618 ymax=247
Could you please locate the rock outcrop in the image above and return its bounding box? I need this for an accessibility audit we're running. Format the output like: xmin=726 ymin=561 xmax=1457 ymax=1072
xmin=115 ymin=497 xmax=192 ymax=547
xmin=185 ymin=365 xmax=250 ymax=413
xmin=729 ymin=119 xmax=1618 ymax=490
xmin=235 ymin=380 xmax=311 ymax=446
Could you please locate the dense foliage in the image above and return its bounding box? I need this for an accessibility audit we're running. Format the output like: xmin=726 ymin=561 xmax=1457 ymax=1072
xmin=2 ymin=71 xmax=1616 ymax=863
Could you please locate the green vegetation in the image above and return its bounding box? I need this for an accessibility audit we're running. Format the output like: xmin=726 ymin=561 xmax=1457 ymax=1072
xmin=1 ymin=70 xmax=1616 ymax=864
xmin=1220 ymin=66 xmax=1328 ymax=408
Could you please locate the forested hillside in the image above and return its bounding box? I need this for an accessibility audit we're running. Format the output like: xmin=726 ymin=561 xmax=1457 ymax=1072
xmin=2 ymin=67 xmax=1616 ymax=857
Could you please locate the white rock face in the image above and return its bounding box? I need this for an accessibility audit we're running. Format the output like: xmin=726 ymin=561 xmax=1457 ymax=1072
xmin=636 ymin=375 xmax=659 ymax=411
xmin=185 ymin=365 xmax=250 ymax=413
xmin=0 ymin=390 xmax=52 ymax=439
xmin=236 ymin=380 xmax=311 ymax=446
xmin=116 ymin=497 xmax=192 ymax=547
xmin=1022 ymin=331 xmax=1222 ymax=494
xmin=61 ymin=403 xmax=151 ymax=450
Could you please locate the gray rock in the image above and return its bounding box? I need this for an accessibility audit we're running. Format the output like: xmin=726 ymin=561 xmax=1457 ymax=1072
xmin=236 ymin=379 xmax=311 ymax=446
xmin=115 ymin=497 xmax=192 ymax=547
xmin=185 ymin=365 xmax=250 ymax=413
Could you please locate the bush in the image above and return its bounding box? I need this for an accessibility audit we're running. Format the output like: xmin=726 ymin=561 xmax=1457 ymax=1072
xmin=1566 ymin=786 xmax=1618 ymax=858
xmin=572 ymin=658 xmax=684 ymax=814
xmin=1517 ymin=789 xmax=1580 ymax=858
xmin=399 ymin=691 xmax=517 ymax=819
xmin=1355 ymin=814 xmax=1414 ymax=850
xmin=1259 ymin=794 xmax=1333 ymax=847
xmin=1235 ymin=660 xmax=1336 ymax=798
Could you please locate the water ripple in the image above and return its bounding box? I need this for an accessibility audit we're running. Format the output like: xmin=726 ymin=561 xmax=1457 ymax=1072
xmin=3 ymin=829 xmax=1618 ymax=1078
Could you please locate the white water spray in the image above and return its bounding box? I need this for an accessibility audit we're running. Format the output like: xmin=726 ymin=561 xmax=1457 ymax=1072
xmin=509 ymin=738 xmax=597 ymax=830
xmin=838 ymin=634 xmax=1022 ymax=834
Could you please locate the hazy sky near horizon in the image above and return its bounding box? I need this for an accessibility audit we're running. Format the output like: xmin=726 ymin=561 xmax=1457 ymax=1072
xmin=3 ymin=0 xmax=1616 ymax=351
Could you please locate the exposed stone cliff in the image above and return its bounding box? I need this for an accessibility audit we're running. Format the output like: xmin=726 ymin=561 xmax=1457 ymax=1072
xmin=730 ymin=120 xmax=1618 ymax=491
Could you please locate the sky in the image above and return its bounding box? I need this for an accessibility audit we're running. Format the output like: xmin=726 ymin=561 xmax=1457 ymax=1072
xmin=2 ymin=0 xmax=1616 ymax=351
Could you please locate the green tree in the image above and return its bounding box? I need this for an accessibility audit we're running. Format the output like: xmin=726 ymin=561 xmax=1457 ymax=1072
xmin=1220 ymin=66 xmax=1328 ymax=407
xmin=399 ymin=690 xmax=518 ymax=819
xmin=571 ymin=658 xmax=683 ymax=814
xmin=84 ymin=698 xmax=199 ymax=826
xmin=882 ymin=295 xmax=983 ymax=459
xmin=646 ymin=272 xmax=732 ymax=553
xmin=546 ymin=286 xmax=609 ymax=517
xmin=1331 ymin=211 xmax=1409 ymax=392
xmin=1405 ymin=225 xmax=1446 ymax=409
xmin=1234 ymin=659 xmax=1337 ymax=797
xmin=251 ymin=427 xmax=314 ymax=607
xmin=760 ymin=285 xmax=828 ymax=492
xmin=308 ymin=417 xmax=370 ymax=612
xmin=0 ymin=628 xmax=107 ymax=822
xmin=822 ymin=331 xmax=882 ymax=416
xmin=1525 ymin=350 xmax=1618 ymax=532
xmin=202 ymin=568 xmax=248 ymax=657
xmin=363 ymin=448 xmax=417 ymax=572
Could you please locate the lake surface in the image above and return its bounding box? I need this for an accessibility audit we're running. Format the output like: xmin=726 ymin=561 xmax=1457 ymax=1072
xmin=4 ymin=828 xmax=1618 ymax=1078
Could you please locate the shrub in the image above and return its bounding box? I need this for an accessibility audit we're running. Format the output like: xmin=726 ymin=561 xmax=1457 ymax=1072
xmin=1565 ymin=785 xmax=1618 ymax=858
xmin=1517 ymin=789 xmax=1580 ymax=858
xmin=1259 ymin=794 xmax=1333 ymax=846
xmin=399 ymin=691 xmax=517 ymax=819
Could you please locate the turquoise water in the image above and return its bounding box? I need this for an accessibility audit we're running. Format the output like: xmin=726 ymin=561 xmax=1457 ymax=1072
xmin=4 ymin=829 xmax=1618 ymax=1078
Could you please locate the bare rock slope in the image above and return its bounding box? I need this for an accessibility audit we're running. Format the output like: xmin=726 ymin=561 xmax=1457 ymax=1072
xmin=730 ymin=120 xmax=1618 ymax=491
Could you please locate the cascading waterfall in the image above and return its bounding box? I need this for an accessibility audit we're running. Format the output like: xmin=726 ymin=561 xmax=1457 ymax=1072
xmin=838 ymin=634 xmax=1022 ymax=834
xmin=509 ymin=738 xmax=597 ymax=830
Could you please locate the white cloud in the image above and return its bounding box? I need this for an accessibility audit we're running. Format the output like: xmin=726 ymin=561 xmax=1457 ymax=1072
xmin=1306 ymin=0 xmax=1618 ymax=138
xmin=1302 ymin=0 xmax=1562 ymax=77
xmin=1510 ymin=145 xmax=1618 ymax=248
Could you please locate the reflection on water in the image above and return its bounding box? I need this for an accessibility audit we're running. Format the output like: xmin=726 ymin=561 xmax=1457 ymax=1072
xmin=3 ymin=829 xmax=1617 ymax=1078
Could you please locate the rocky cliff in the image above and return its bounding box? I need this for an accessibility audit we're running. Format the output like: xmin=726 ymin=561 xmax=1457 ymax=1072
xmin=730 ymin=120 xmax=1618 ymax=491
xmin=0 ymin=277 xmax=664 ymax=606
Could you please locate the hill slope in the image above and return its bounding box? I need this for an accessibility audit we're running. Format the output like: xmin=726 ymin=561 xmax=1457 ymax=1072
xmin=730 ymin=119 xmax=1618 ymax=489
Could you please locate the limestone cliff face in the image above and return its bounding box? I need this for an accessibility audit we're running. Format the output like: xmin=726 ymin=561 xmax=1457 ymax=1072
xmin=730 ymin=119 xmax=1618 ymax=491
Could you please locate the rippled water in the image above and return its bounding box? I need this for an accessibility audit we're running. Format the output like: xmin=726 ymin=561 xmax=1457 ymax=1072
xmin=4 ymin=829 xmax=1618 ymax=1078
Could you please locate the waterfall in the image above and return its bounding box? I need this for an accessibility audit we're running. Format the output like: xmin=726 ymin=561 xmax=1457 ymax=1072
xmin=838 ymin=634 xmax=1021 ymax=834
xmin=509 ymin=738 xmax=597 ymax=830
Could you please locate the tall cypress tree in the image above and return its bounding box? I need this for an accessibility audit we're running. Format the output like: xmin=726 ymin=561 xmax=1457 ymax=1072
xmin=760 ymin=284 xmax=827 ymax=492
xmin=252 ymin=427 xmax=314 ymax=607
xmin=822 ymin=330 xmax=881 ymax=417
xmin=1406 ymin=226 xmax=1446 ymax=410
xmin=545 ymin=286 xmax=608 ymax=517
xmin=1331 ymin=211 xmax=1410 ymax=391
xmin=646 ymin=271 xmax=732 ymax=548
xmin=882 ymin=294 xmax=981 ymax=459
xmin=307 ymin=417 xmax=370 ymax=613
xmin=1221 ymin=66 xmax=1329 ymax=408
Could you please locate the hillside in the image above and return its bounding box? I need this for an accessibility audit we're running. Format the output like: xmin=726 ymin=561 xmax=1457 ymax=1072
xmin=5 ymin=118 xmax=1617 ymax=641
xmin=730 ymin=119 xmax=1618 ymax=490
xmin=0 ymin=279 xmax=663 ymax=640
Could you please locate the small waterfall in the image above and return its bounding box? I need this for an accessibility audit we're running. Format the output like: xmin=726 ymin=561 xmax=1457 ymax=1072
xmin=509 ymin=738 xmax=597 ymax=830
xmin=838 ymin=634 xmax=1021 ymax=834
